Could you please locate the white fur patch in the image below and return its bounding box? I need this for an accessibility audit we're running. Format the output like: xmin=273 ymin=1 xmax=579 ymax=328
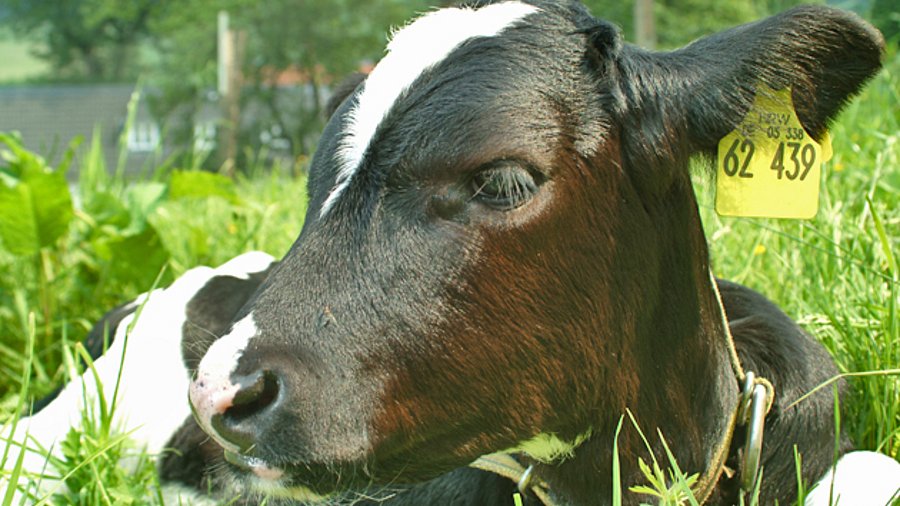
xmin=319 ymin=1 xmax=540 ymax=217
xmin=189 ymin=314 xmax=259 ymax=453
xmin=0 ymin=252 xmax=274 ymax=502
xmin=251 ymin=479 xmax=328 ymax=502
xmin=214 ymin=251 xmax=275 ymax=280
xmin=805 ymin=450 xmax=900 ymax=505
xmin=197 ymin=315 xmax=258 ymax=381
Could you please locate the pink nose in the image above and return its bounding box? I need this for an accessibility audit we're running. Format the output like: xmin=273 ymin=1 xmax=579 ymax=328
xmin=190 ymin=375 xmax=240 ymax=419
xmin=189 ymin=369 xmax=281 ymax=452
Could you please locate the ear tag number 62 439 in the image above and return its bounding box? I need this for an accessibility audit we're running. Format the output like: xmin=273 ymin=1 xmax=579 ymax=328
xmin=715 ymin=85 xmax=832 ymax=219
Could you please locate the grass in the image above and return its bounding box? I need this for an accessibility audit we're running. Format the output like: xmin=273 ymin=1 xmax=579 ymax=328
xmin=0 ymin=125 xmax=306 ymax=502
xmin=0 ymin=141 xmax=308 ymax=503
xmin=0 ymin=49 xmax=897 ymax=506
xmin=0 ymin=139 xmax=308 ymax=402
xmin=695 ymin=48 xmax=900 ymax=458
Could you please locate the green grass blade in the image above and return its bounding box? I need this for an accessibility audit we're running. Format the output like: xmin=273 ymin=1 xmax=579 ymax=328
xmin=793 ymin=445 xmax=807 ymax=505
xmin=786 ymin=369 xmax=900 ymax=411
xmin=612 ymin=415 xmax=624 ymax=506
xmin=107 ymin=265 xmax=166 ymax=433
xmin=866 ymin=195 xmax=897 ymax=280
xmin=2 ymin=313 xmax=37 ymax=506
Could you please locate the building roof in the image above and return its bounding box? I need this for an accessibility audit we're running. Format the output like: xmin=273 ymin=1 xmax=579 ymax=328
xmin=0 ymin=83 xmax=156 ymax=177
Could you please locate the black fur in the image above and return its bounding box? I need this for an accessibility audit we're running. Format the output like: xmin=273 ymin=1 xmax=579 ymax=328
xmin=159 ymin=279 xmax=851 ymax=505
xmin=181 ymin=266 xmax=275 ymax=372
xmin=183 ymin=2 xmax=883 ymax=505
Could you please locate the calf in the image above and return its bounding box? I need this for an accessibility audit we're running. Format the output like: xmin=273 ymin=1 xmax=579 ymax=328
xmin=4 ymin=1 xmax=899 ymax=505
xmin=183 ymin=1 xmax=897 ymax=505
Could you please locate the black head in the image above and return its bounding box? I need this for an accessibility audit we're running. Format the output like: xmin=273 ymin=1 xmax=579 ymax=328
xmin=188 ymin=0 xmax=883 ymax=500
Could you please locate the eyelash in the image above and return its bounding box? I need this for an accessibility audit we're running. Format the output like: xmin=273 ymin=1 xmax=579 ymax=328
xmin=471 ymin=164 xmax=540 ymax=210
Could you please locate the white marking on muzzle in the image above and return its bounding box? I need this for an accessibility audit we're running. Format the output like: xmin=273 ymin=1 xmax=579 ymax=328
xmin=198 ymin=315 xmax=258 ymax=380
xmin=190 ymin=314 xmax=259 ymax=452
xmin=319 ymin=1 xmax=540 ymax=217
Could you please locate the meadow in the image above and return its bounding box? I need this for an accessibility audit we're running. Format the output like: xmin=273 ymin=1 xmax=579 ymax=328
xmin=0 ymin=50 xmax=897 ymax=505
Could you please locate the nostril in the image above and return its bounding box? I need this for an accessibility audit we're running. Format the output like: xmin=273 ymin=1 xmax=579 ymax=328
xmin=227 ymin=370 xmax=280 ymax=421
xmin=209 ymin=370 xmax=280 ymax=451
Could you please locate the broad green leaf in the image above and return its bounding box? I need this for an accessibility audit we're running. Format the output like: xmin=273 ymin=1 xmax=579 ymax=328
xmin=28 ymin=168 xmax=73 ymax=249
xmin=0 ymin=132 xmax=46 ymax=179
xmin=0 ymin=166 xmax=73 ymax=257
xmin=92 ymin=226 xmax=170 ymax=290
xmin=123 ymin=182 xmax=167 ymax=235
xmin=0 ymin=183 xmax=40 ymax=255
xmin=84 ymin=191 xmax=130 ymax=229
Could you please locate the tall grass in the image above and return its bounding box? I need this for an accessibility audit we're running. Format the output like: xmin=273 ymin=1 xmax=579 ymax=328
xmin=0 ymin=136 xmax=308 ymax=404
xmin=0 ymin=132 xmax=307 ymax=503
xmin=696 ymin=48 xmax=900 ymax=458
xmin=0 ymin=49 xmax=896 ymax=506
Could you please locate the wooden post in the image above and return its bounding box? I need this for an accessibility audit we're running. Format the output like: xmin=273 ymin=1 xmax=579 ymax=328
xmin=218 ymin=11 xmax=229 ymax=96
xmin=218 ymin=11 xmax=244 ymax=177
xmin=634 ymin=0 xmax=656 ymax=50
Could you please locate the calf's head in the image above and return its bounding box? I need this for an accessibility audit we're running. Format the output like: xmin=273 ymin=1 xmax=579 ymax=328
xmin=189 ymin=0 xmax=882 ymax=499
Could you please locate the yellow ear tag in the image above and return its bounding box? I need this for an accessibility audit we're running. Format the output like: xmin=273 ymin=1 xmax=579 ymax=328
xmin=715 ymin=85 xmax=831 ymax=219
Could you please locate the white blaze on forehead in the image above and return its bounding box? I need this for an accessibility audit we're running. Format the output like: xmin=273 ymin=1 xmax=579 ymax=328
xmin=320 ymin=1 xmax=540 ymax=217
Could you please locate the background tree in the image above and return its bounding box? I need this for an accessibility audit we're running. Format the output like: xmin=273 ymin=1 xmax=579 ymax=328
xmin=234 ymin=0 xmax=429 ymax=155
xmin=142 ymin=1 xmax=222 ymax=167
xmin=1 ymin=0 xmax=889 ymax=166
xmin=142 ymin=0 xmax=428 ymax=166
xmin=0 ymin=0 xmax=161 ymax=81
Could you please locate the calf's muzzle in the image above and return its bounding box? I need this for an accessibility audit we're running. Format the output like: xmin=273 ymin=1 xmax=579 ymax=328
xmin=190 ymin=366 xmax=282 ymax=453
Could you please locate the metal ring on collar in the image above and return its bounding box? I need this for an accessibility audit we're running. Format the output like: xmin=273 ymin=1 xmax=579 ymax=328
xmin=517 ymin=465 xmax=536 ymax=495
xmin=739 ymin=371 xmax=756 ymax=423
xmin=740 ymin=382 xmax=769 ymax=492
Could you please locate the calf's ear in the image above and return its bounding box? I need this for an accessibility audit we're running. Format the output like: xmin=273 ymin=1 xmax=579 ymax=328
xmin=616 ymin=6 xmax=884 ymax=174
xmin=324 ymin=72 xmax=368 ymax=120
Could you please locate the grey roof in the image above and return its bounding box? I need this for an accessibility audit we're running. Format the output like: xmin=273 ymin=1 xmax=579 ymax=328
xmin=0 ymin=82 xmax=318 ymax=177
xmin=0 ymin=83 xmax=159 ymax=178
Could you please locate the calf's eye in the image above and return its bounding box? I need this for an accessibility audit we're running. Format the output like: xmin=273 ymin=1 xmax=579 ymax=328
xmin=471 ymin=163 xmax=539 ymax=210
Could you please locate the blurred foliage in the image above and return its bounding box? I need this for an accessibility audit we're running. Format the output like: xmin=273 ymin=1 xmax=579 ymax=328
xmin=0 ymin=0 xmax=160 ymax=81
xmin=870 ymin=0 xmax=900 ymax=43
xmin=0 ymin=129 xmax=308 ymax=399
xmin=0 ymin=133 xmax=75 ymax=256
xmin=0 ymin=0 xmax=892 ymax=163
xmin=236 ymin=0 xmax=431 ymax=153
xmin=144 ymin=0 xmax=431 ymax=165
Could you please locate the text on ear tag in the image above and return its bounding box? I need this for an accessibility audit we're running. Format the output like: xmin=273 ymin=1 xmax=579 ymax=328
xmin=715 ymin=85 xmax=831 ymax=220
